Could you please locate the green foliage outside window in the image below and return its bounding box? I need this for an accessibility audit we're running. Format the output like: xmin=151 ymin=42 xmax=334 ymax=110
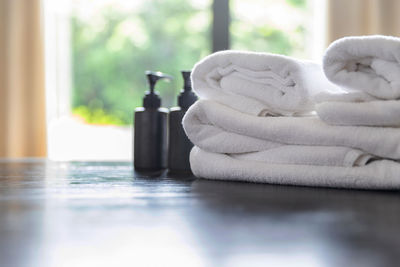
xmin=71 ymin=0 xmax=211 ymax=125
xmin=71 ymin=0 xmax=309 ymax=125
xmin=231 ymin=0 xmax=309 ymax=57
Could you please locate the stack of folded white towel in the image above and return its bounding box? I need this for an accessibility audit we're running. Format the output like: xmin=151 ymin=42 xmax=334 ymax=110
xmin=182 ymin=35 xmax=400 ymax=190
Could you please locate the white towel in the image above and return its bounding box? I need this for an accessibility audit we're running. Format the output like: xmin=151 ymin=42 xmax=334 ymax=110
xmin=316 ymin=100 xmax=400 ymax=127
xmin=316 ymin=35 xmax=400 ymax=127
xmin=190 ymin=147 xmax=400 ymax=190
xmin=185 ymin=46 xmax=400 ymax=189
xmin=323 ymin=35 xmax=400 ymax=99
xmin=230 ymin=146 xmax=373 ymax=167
xmin=183 ymin=100 xmax=400 ymax=160
xmin=192 ymin=50 xmax=341 ymax=116
xmin=183 ymin=100 xmax=400 ymax=189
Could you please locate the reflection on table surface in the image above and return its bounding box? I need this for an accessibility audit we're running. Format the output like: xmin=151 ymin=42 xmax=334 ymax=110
xmin=0 ymin=160 xmax=399 ymax=267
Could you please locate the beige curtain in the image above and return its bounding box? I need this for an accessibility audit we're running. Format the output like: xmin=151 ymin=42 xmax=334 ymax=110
xmin=0 ymin=0 xmax=47 ymax=157
xmin=327 ymin=0 xmax=400 ymax=44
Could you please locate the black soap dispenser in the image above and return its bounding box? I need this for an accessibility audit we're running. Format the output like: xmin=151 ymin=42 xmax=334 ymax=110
xmin=168 ymin=71 xmax=198 ymax=174
xmin=134 ymin=71 xmax=172 ymax=172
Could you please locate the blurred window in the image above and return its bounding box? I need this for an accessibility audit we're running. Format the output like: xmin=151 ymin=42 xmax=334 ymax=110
xmin=71 ymin=0 xmax=212 ymax=125
xmin=45 ymin=0 xmax=319 ymax=160
xmin=232 ymin=0 xmax=311 ymax=58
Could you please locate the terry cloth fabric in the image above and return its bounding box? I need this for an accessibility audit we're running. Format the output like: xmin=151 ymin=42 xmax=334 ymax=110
xmin=183 ymin=100 xmax=400 ymax=190
xmin=183 ymin=100 xmax=400 ymax=160
xmin=191 ymin=50 xmax=341 ymax=116
xmin=316 ymin=35 xmax=400 ymax=127
xmin=190 ymin=147 xmax=400 ymax=190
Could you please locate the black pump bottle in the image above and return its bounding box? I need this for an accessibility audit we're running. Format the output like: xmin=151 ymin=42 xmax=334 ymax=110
xmin=168 ymin=71 xmax=198 ymax=174
xmin=134 ymin=71 xmax=172 ymax=172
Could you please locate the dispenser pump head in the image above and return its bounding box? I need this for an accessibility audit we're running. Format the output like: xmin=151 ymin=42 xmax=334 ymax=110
xmin=143 ymin=71 xmax=173 ymax=108
xmin=178 ymin=71 xmax=197 ymax=109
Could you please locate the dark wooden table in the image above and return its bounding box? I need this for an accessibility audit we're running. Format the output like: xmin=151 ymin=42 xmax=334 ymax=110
xmin=0 ymin=159 xmax=399 ymax=267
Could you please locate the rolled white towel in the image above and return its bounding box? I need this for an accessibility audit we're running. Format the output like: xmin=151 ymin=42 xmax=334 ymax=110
xmin=192 ymin=50 xmax=341 ymax=116
xmin=323 ymin=35 xmax=400 ymax=99
xmin=317 ymin=35 xmax=400 ymax=127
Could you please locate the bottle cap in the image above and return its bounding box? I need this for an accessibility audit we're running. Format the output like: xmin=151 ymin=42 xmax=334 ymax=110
xmin=143 ymin=71 xmax=173 ymax=108
xmin=178 ymin=71 xmax=197 ymax=109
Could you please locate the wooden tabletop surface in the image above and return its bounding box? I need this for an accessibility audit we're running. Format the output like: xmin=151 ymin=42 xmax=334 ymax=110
xmin=0 ymin=159 xmax=399 ymax=267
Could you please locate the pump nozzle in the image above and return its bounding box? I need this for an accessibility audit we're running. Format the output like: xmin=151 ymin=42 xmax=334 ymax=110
xmin=146 ymin=71 xmax=173 ymax=93
xmin=178 ymin=70 xmax=197 ymax=109
xmin=143 ymin=71 xmax=173 ymax=108
xmin=181 ymin=71 xmax=192 ymax=91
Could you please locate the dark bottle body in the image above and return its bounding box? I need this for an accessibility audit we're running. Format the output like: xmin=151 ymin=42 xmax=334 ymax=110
xmin=134 ymin=107 xmax=168 ymax=171
xmin=168 ymin=107 xmax=193 ymax=173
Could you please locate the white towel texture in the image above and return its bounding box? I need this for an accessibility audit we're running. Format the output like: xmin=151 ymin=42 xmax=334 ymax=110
xmin=317 ymin=35 xmax=400 ymax=127
xmin=183 ymin=100 xmax=400 ymax=189
xmin=192 ymin=50 xmax=341 ymax=116
xmin=184 ymin=46 xmax=400 ymax=190
xmin=190 ymin=147 xmax=400 ymax=190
